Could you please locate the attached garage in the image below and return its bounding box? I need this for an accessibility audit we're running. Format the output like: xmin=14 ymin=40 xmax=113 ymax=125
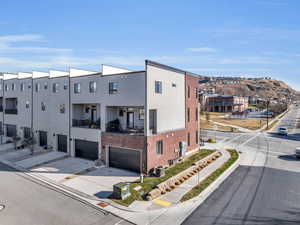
xmin=109 ymin=147 xmax=141 ymax=173
xmin=57 ymin=134 xmax=68 ymax=153
xmin=75 ymin=139 xmax=98 ymax=160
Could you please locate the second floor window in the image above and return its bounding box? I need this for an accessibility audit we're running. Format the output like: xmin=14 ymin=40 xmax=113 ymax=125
xmin=12 ymin=83 xmax=15 ymax=91
xmin=74 ymin=83 xmax=81 ymax=94
xmin=64 ymin=81 xmax=68 ymax=90
xmin=25 ymin=101 xmax=30 ymax=109
xmin=20 ymin=83 xmax=25 ymax=91
xmin=109 ymin=82 xmax=118 ymax=94
xmin=35 ymin=83 xmax=40 ymax=92
xmin=52 ymin=83 xmax=59 ymax=93
xmin=0 ymin=84 xmax=2 ymax=91
xmin=89 ymin=81 xmax=96 ymax=93
xmin=4 ymin=84 xmax=8 ymax=91
xmin=155 ymin=81 xmax=162 ymax=94
xmin=187 ymin=108 xmax=190 ymax=122
xmin=44 ymin=83 xmax=48 ymax=90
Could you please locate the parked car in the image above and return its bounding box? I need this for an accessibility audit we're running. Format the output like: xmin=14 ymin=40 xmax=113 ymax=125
xmin=278 ymin=127 xmax=288 ymax=136
xmin=295 ymin=147 xmax=300 ymax=159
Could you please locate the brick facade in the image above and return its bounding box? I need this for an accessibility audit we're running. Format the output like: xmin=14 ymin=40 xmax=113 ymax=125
xmin=185 ymin=74 xmax=200 ymax=152
xmin=101 ymin=73 xmax=200 ymax=174
xmin=146 ymin=129 xmax=186 ymax=171
xmin=101 ymin=132 xmax=147 ymax=172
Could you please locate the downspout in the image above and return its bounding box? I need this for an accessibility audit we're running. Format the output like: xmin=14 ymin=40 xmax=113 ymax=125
xmin=68 ymin=75 xmax=71 ymax=156
xmin=31 ymin=78 xmax=34 ymax=154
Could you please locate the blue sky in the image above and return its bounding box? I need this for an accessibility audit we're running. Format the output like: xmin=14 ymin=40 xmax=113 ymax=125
xmin=1 ymin=0 xmax=300 ymax=89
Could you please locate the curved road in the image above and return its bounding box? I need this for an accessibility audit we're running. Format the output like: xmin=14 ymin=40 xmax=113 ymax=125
xmin=183 ymin=106 xmax=300 ymax=225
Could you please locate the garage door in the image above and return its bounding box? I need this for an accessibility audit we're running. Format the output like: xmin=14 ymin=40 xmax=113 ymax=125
xmin=109 ymin=147 xmax=141 ymax=173
xmin=57 ymin=134 xmax=68 ymax=153
xmin=75 ymin=139 xmax=98 ymax=160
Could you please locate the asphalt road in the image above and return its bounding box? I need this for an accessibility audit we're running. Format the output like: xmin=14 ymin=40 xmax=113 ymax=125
xmin=183 ymin=106 xmax=300 ymax=225
xmin=0 ymin=163 xmax=132 ymax=225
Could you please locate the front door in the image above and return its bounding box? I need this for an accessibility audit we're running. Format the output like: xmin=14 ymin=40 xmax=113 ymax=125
xmin=127 ymin=112 xmax=134 ymax=129
xmin=91 ymin=108 xmax=97 ymax=122
xmin=57 ymin=134 xmax=67 ymax=153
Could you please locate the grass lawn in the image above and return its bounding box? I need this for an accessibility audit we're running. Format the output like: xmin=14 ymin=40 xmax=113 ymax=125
xmin=200 ymin=120 xmax=239 ymax=132
xmin=213 ymin=118 xmax=267 ymax=130
xmin=201 ymin=112 xmax=266 ymax=130
xmin=180 ymin=149 xmax=239 ymax=202
xmin=111 ymin=149 xmax=215 ymax=206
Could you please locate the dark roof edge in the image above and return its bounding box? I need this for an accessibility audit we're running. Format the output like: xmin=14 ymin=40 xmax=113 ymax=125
xmin=145 ymin=60 xmax=200 ymax=78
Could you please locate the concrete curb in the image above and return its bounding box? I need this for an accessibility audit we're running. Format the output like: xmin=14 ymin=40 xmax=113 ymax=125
xmin=176 ymin=149 xmax=240 ymax=224
xmin=0 ymin=149 xmax=240 ymax=216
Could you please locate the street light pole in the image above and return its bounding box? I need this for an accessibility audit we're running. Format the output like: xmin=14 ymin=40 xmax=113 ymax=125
xmin=267 ymin=99 xmax=270 ymax=130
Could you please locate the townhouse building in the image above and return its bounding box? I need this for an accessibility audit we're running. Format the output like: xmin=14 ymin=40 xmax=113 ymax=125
xmin=0 ymin=60 xmax=200 ymax=174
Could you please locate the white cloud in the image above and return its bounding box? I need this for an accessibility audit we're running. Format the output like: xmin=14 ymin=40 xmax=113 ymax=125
xmin=186 ymin=47 xmax=217 ymax=53
xmin=0 ymin=34 xmax=72 ymax=54
xmin=0 ymin=34 xmax=43 ymax=43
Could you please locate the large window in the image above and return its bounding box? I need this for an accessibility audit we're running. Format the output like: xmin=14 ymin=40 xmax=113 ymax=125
xmin=155 ymin=81 xmax=162 ymax=94
xmin=52 ymin=83 xmax=59 ymax=93
xmin=109 ymin=82 xmax=118 ymax=94
xmin=89 ymin=81 xmax=97 ymax=93
xmin=74 ymin=83 xmax=81 ymax=94
xmin=156 ymin=140 xmax=163 ymax=155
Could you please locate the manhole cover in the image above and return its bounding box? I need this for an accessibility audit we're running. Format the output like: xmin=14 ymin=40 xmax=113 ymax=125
xmin=0 ymin=205 xmax=4 ymax=211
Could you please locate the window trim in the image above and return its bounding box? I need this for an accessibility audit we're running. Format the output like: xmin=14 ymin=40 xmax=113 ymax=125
xmin=156 ymin=140 xmax=163 ymax=155
xmin=109 ymin=82 xmax=119 ymax=94
xmin=89 ymin=81 xmax=97 ymax=93
xmin=155 ymin=81 xmax=162 ymax=94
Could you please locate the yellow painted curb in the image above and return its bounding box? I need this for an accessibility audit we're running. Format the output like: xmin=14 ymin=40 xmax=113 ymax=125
xmin=153 ymin=200 xmax=172 ymax=207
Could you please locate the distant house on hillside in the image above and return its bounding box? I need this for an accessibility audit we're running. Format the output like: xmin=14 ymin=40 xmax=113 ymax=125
xmin=204 ymin=95 xmax=249 ymax=112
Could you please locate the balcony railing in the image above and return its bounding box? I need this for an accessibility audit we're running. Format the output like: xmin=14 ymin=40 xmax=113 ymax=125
xmin=5 ymin=109 xmax=17 ymax=115
xmin=72 ymin=119 xmax=100 ymax=129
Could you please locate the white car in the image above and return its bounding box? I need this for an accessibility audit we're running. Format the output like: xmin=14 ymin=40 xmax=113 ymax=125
xmin=278 ymin=127 xmax=288 ymax=136
xmin=295 ymin=147 xmax=300 ymax=159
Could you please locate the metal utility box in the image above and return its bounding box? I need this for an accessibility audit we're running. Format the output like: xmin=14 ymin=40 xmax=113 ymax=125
xmin=155 ymin=166 xmax=165 ymax=177
xmin=113 ymin=182 xmax=131 ymax=200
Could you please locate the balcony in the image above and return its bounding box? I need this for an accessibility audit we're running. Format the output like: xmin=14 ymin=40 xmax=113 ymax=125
xmin=72 ymin=103 xmax=101 ymax=129
xmin=106 ymin=106 xmax=144 ymax=135
xmin=5 ymin=108 xmax=17 ymax=115
xmin=72 ymin=119 xmax=100 ymax=129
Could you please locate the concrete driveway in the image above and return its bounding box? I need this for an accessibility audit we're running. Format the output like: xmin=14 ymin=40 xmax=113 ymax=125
xmin=62 ymin=167 xmax=139 ymax=198
xmin=30 ymin=157 xmax=95 ymax=182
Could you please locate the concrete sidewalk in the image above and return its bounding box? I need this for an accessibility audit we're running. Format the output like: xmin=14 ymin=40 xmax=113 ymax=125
xmin=15 ymin=151 xmax=68 ymax=169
